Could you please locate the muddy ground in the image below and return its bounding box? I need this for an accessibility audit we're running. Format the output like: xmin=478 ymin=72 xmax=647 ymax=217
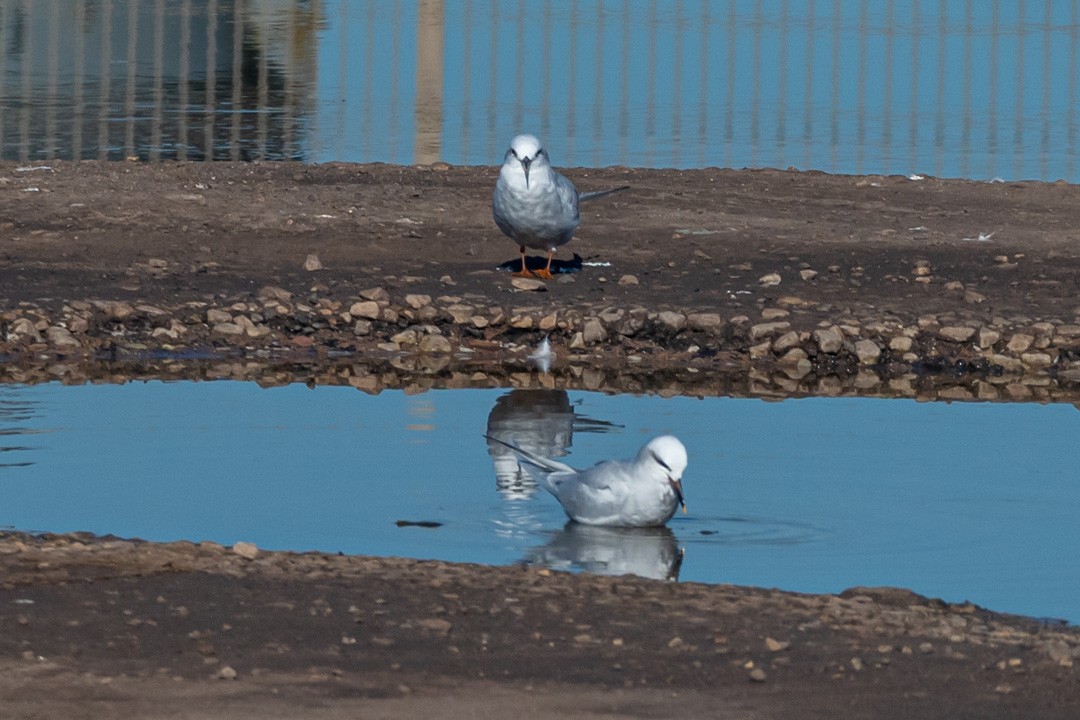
xmin=3 ymin=160 xmax=1080 ymax=717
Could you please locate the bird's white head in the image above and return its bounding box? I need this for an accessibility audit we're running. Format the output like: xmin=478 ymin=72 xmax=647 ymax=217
xmin=638 ymin=435 xmax=689 ymax=513
xmin=503 ymin=134 xmax=549 ymax=189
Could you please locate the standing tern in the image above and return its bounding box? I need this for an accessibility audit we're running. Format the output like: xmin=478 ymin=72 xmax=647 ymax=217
xmin=492 ymin=134 xmax=628 ymax=279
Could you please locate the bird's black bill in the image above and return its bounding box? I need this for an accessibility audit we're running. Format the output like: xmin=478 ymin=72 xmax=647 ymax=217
xmin=521 ymin=157 xmax=532 ymax=188
xmin=668 ymin=477 xmax=687 ymax=513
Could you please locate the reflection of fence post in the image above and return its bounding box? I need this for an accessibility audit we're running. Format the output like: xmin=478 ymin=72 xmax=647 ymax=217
xmin=414 ymin=0 xmax=444 ymax=164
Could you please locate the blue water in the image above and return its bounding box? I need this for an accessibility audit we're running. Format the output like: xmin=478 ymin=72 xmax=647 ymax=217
xmin=1 ymin=381 xmax=1077 ymax=623
xmin=2 ymin=1 xmax=1078 ymax=180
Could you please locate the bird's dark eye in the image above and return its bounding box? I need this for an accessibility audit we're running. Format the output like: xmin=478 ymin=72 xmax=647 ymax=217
xmin=536 ymin=149 xmax=544 ymax=156
xmin=510 ymin=148 xmax=518 ymax=158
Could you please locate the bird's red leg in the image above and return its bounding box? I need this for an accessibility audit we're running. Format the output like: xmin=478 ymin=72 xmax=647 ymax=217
xmin=512 ymin=245 xmax=534 ymax=277
xmin=533 ymin=251 xmax=555 ymax=280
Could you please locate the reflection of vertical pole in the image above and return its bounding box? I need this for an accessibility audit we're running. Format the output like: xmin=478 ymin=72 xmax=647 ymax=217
xmin=74 ymin=2 xmax=88 ymax=159
xmin=855 ymin=0 xmax=866 ymax=173
xmin=414 ymin=0 xmax=444 ymax=164
xmin=125 ymin=0 xmax=138 ymax=158
xmin=361 ymin=2 xmax=375 ymax=161
xmin=960 ymin=0 xmax=972 ymax=177
xmin=460 ymin=0 xmax=472 ymax=163
xmin=988 ymin=0 xmax=998 ymax=177
xmin=257 ymin=0 xmax=269 ymax=160
xmin=336 ymin=0 xmax=348 ymax=159
xmin=933 ymin=0 xmax=945 ymax=177
xmin=179 ymin=0 xmax=191 ymax=160
xmin=513 ymin=0 xmax=524 ymax=133
xmin=1039 ymin=0 xmax=1051 ymax=179
xmin=828 ymin=0 xmax=839 ymax=170
xmin=724 ymin=0 xmax=735 ymax=167
xmin=697 ymin=0 xmax=708 ymax=167
xmin=46 ymin=0 xmax=60 ymax=160
xmin=98 ymin=0 xmax=113 ymax=160
xmin=1069 ymin=0 xmax=1078 ymax=180
xmin=541 ymin=0 xmax=552 ymax=143
xmin=1014 ymin=0 xmax=1026 ymax=179
xmin=593 ymin=0 xmax=606 ymax=166
xmin=567 ymin=0 xmax=579 ymax=160
xmin=18 ymin=1 xmax=33 ymax=161
xmin=908 ymin=0 xmax=920 ymax=172
xmin=618 ymin=0 xmax=630 ymax=164
xmin=882 ymin=0 xmax=894 ymax=171
xmin=283 ymin=0 xmax=297 ymax=159
xmin=644 ymin=0 xmax=655 ymax=166
xmin=388 ymin=0 xmax=402 ymax=161
xmin=230 ymin=0 xmax=243 ymax=160
xmin=485 ymin=1 xmax=498 ymax=158
xmin=206 ymin=0 xmax=218 ymax=160
xmin=776 ymin=0 xmax=788 ymax=169
xmin=152 ymin=0 xmax=164 ymax=161
xmin=802 ymin=0 xmax=815 ymax=169
xmin=749 ymin=0 xmax=761 ymax=167
xmin=671 ymin=0 xmax=682 ymax=167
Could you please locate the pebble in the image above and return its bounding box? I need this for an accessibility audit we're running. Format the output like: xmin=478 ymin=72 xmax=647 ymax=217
xmin=686 ymin=312 xmax=723 ymax=333
xmin=765 ymin=637 xmax=789 ymax=652
xmin=217 ymin=666 xmax=238 ymax=680
xmin=618 ymin=274 xmax=639 ymax=285
xmin=748 ymin=668 xmax=767 ymax=682
xmin=46 ymin=326 xmax=80 ymax=347
xmin=1006 ymin=334 xmax=1034 ymax=353
xmin=418 ymin=335 xmax=453 ymax=354
xmin=938 ymin=326 xmax=976 ymax=343
xmin=349 ymin=301 xmax=381 ymax=320
xmin=854 ymin=339 xmax=881 ymax=364
xmin=813 ymin=326 xmax=845 ymax=354
xmin=511 ymin=277 xmax=547 ymax=292
xmin=799 ymin=269 xmax=818 ymax=281
xmin=656 ymin=311 xmax=686 ymax=331
xmin=303 ymin=254 xmax=323 ymax=271
xmin=232 ymin=542 xmax=259 ymax=560
xmin=405 ymin=294 xmax=432 ymax=309
xmin=749 ymin=322 xmax=790 ymax=341
xmin=582 ymin=318 xmax=607 ymax=344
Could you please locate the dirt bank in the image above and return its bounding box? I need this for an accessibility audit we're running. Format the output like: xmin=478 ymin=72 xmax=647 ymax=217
xmin=4 ymin=161 xmax=1080 ymax=718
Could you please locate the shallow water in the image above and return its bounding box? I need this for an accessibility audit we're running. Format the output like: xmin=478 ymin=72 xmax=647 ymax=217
xmin=1 ymin=1 xmax=1077 ymax=180
xmin=1 ymin=380 xmax=1077 ymax=623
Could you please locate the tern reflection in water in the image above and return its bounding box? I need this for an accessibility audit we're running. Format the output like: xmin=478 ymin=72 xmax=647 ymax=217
xmin=525 ymin=523 xmax=684 ymax=581
xmin=484 ymin=389 xmax=620 ymax=500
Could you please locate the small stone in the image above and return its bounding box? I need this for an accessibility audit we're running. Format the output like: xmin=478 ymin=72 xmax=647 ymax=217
xmin=232 ymin=542 xmax=259 ymax=560
xmin=814 ymin=326 xmax=845 ymax=354
xmin=850 ymin=657 xmax=864 ymax=672
xmin=212 ymin=322 xmax=244 ymax=336
xmin=46 ymin=326 xmax=80 ymax=347
xmin=1020 ymin=352 xmax=1053 ymax=369
xmin=404 ymin=294 xmax=432 ymax=309
xmin=511 ymin=277 xmax=547 ymax=292
xmin=1006 ymin=334 xmax=1034 ymax=353
xmin=749 ymin=321 xmax=790 ymax=341
xmin=667 ymin=636 xmax=684 ymax=649
xmin=761 ymin=308 xmax=789 ymax=320
xmin=758 ymin=272 xmax=782 ymax=286
xmin=359 ymin=287 xmax=389 ymax=302
xmin=349 ymin=301 xmax=381 ymax=320
xmin=748 ymin=668 xmax=767 ymax=682
xmin=686 ymin=312 xmax=723 ymax=333
xmin=417 ymin=618 xmax=453 ymax=635
xmin=749 ymin=341 xmax=772 ymax=359
xmin=799 ymin=269 xmax=818 ymax=281
xmin=656 ymin=311 xmax=686 ymax=331
xmin=889 ymin=336 xmax=913 ymax=353
xmin=258 ymin=286 xmax=293 ymax=303
xmin=618 ymin=274 xmax=639 ymax=285
xmin=854 ymin=339 xmax=881 ymax=364
xmin=352 ymin=320 xmax=372 ymax=336
xmin=303 ymin=254 xmax=323 ymax=271
xmin=217 ymin=666 xmax=238 ymax=680
xmin=977 ymin=328 xmax=1001 ymax=349
xmin=773 ymin=331 xmax=801 ymax=352
xmin=943 ymin=280 xmax=964 ymax=291
xmin=765 ymin=637 xmax=789 ymax=652
xmin=538 ymin=312 xmax=558 ymax=331
xmin=582 ymin=318 xmax=606 ymax=344
xmin=964 ymin=289 xmax=987 ymax=304
xmin=207 ymin=308 xmax=232 ymax=324
xmin=419 ymin=335 xmax=453 ymax=353
xmin=938 ymin=326 xmax=976 ymax=343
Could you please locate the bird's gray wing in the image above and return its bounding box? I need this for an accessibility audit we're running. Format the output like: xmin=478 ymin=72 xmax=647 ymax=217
xmin=552 ymin=173 xmax=582 ymax=226
xmin=578 ymin=186 xmax=630 ymax=202
xmin=484 ymin=435 xmax=578 ymax=474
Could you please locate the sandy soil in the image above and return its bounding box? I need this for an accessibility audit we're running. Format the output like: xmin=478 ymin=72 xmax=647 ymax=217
xmin=3 ymin=161 xmax=1080 ymax=717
